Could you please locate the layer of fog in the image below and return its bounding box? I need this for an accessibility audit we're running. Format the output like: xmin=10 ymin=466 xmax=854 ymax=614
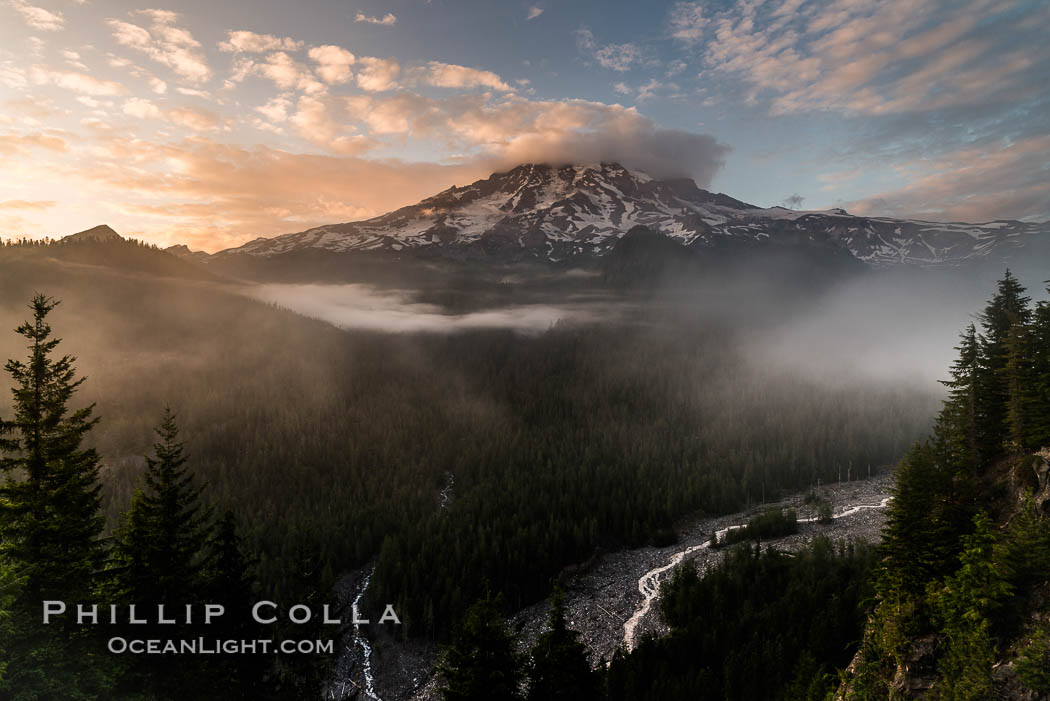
xmin=249 ymin=267 xmax=1050 ymax=391
xmin=756 ymin=270 xmax=1044 ymax=388
xmin=248 ymin=283 xmax=615 ymax=334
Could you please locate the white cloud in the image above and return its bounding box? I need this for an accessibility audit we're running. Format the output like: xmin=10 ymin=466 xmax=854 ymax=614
xmin=308 ymin=45 xmax=356 ymax=85
xmin=218 ymin=30 xmax=302 ymax=53
xmin=700 ymin=0 xmax=1049 ymax=117
xmin=61 ymin=49 xmax=87 ymax=70
xmin=669 ymin=1 xmax=706 ymax=43
xmin=355 ymin=56 xmax=400 ymax=92
xmin=9 ymin=0 xmax=64 ymax=31
xmin=166 ymin=106 xmax=219 ymax=131
xmin=416 ymin=62 xmax=512 ymax=91
xmin=176 ymin=87 xmax=211 ymax=98
xmin=527 ymin=6 xmax=543 ymax=20
xmin=612 ymin=82 xmax=631 ymax=95
xmin=355 ymin=12 xmax=396 ymax=26
xmin=576 ymin=29 xmax=642 ymax=72
xmin=256 ymin=95 xmax=292 ymax=122
xmin=122 ymin=97 xmax=161 ymax=119
xmin=31 ymin=66 xmax=127 ymax=95
xmin=106 ymin=10 xmax=211 ymax=84
xmin=847 ymin=134 xmax=1050 ymax=223
xmin=0 ymin=63 xmax=28 ymax=89
xmin=251 ymin=52 xmax=326 ymax=94
xmin=594 ymin=43 xmax=642 ymax=72
xmin=289 ymin=95 xmax=376 ymax=153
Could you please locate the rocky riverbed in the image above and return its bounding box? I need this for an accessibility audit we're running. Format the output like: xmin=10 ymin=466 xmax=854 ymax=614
xmin=344 ymin=473 xmax=895 ymax=701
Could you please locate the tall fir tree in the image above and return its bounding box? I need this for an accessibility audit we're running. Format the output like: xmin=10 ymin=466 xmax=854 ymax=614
xmin=1027 ymin=286 xmax=1050 ymax=449
xmin=439 ymin=594 xmax=524 ymax=701
xmin=0 ymin=295 xmax=114 ymax=700
xmin=936 ymin=324 xmax=982 ymax=473
xmin=877 ymin=442 xmax=960 ymax=600
xmin=526 ymin=588 xmax=600 ymax=701
xmin=0 ymin=294 xmax=105 ymax=604
xmin=110 ymin=407 xmax=212 ymax=607
xmin=977 ymin=270 xmax=1032 ymax=455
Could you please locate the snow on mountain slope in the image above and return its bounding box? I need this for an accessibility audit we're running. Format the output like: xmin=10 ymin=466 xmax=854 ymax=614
xmin=216 ymin=163 xmax=1047 ymax=267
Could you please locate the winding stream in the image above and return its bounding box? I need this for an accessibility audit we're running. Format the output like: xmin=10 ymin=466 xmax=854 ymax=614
xmin=622 ymin=496 xmax=893 ymax=651
xmin=352 ymin=567 xmax=383 ymax=700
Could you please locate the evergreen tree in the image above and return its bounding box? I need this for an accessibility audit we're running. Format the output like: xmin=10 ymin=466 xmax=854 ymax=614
xmin=0 ymin=555 xmax=23 ymax=685
xmin=926 ymin=512 xmax=1012 ymax=701
xmin=202 ymin=508 xmax=267 ymax=700
xmin=936 ymin=324 xmax=982 ymax=472
xmin=110 ymin=407 xmax=212 ymax=606
xmin=1027 ymin=287 xmax=1050 ymax=449
xmin=526 ymin=588 xmax=599 ymax=701
xmin=0 ymin=296 xmax=114 ymax=700
xmin=204 ymin=507 xmax=255 ymax=616
xmin=977 ymin=270 xmax=1032 ymax=455
xmin=0 ymin=294 xmax=105 ymax=605
xmin=1002 ymin=321 xmax=1033 ymax=451
xmin=438 ymin=594 xmax=524 ymax=701
xmin=877 ymin=442 xmax=959 ymax=600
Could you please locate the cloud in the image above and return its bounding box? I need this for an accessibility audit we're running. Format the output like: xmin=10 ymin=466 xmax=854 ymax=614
xmin=122 ymin=97 xmax=162 ymax=119
xmin=575 ymin=29 xmax=642 ymax=72
xmin=669 ymin=1 xmax=706 ymax=43
xmin=0 ymin=129 xmax=69 ymax=155
xmin=31 ymin=66 xmax=127 ymax=95
xmin=239 ymin=52 xmax=326 ymax=94
xmin=337 ymin=92 xmax=729 ymax=183
xmin=355 ymin=56 xmax=400 ymax=91
xmin=290 ymin=95 xmax=376 ymax=153
xmin=308 ymin=45 xmax=356 ymax=85
xmin=527 ymin=6 xmax=543 ymax=20
xmin=218 ymin=30 xmax=302 ymax=53
xmin=256 ymin=95 xmax=292 ymax=123
xmin=249 ymin=283 xmax=601 ymax=335
xmin=56 ymin=135 xmax=482 ymax=250
xmin=700 ymin=0 xmax=1049 ymax=117
xmin=414 ymin=62 xmax=512 ymax=91
xmin=121 ymin=99 xmax=219 ymax=132
xmin=478 ymin=99 xmax=729 ymax=183
xmin=29 ymin=86 xmax=728 ymax=251
xmin=9 ymin=0 xmax=63 ymax=31
xmin=846 ymin=133 xmax=1050 ymax=223
xmin=61 ymin=50 xmax=87 ymax=70
xmin=106 ymin=10 xmax=211 ymax=84
xmin=612 ymin=82 xmax=631 ymax=95
xmin=355 ymin=11 xmax=396 ymax=26
xmin=0 ymin=63 xmax=27 ymax=89
xmin=0 ymin=199 xmax=55 ymax=210
xmin=166 ymin=106 xmax=220 ymax=132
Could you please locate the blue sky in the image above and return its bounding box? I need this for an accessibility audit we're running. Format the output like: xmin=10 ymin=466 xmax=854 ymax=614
xmin=1 ymin=0 xmax=1047 ymax=251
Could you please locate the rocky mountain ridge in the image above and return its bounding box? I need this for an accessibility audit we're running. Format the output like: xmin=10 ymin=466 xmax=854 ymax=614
xmin=206 ymin=162 xmax=1047 ymax=268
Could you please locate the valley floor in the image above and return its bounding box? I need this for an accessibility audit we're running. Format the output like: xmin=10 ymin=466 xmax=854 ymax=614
xmin=336 ymin=472 xmax=895 ymax=701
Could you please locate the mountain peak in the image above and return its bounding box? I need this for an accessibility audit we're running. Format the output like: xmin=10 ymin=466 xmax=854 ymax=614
xmin=62 ymin=224 xmax=123 ymax=243
xmin=213 ymin=163 xmax=1047 ymax=267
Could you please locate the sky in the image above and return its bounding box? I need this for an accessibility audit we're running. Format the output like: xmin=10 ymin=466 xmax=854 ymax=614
xmin=0 ymin=0 xmax=1048 ymax=252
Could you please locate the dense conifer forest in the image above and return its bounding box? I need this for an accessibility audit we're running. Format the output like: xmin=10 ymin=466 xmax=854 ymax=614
xmin=0 ymin=238 xmax=1002 ymax=698
xmin=433 ymin=271 xmax=1050 ymax=701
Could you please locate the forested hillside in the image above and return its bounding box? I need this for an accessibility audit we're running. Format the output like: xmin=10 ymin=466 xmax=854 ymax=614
xmin=839 ymin=271 xmax=1050 ymax=699
xmin=0 ymin=238 xmax=942 ymax=697
xmin=432 ymin=270 xmax=1050 ymax=701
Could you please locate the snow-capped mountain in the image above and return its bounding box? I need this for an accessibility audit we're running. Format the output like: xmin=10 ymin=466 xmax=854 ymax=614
xmin=215 ymin=163 xmax=1047 ymax=267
